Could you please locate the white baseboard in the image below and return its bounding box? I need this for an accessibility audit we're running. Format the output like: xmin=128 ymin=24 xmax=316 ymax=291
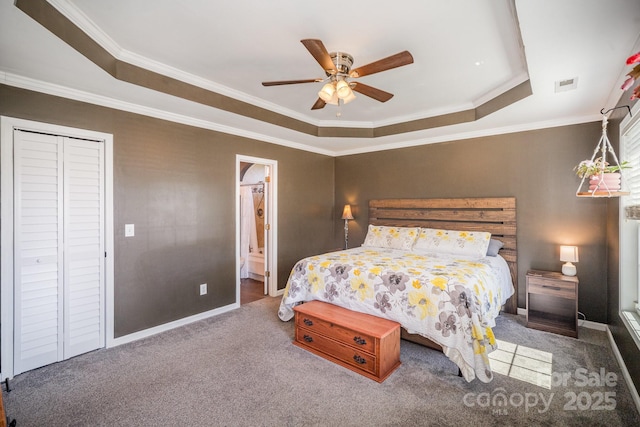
xmin=606 ymin=327 xmax=640 ymax=415
xmin=580 ymin=319 xmax=608 ymax=331
xmin=109 ymin=302 xmax=239 ymax=348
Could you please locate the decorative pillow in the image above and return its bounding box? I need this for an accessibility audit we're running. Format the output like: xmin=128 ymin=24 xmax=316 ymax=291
xmin=486 ymin=239 xmax=504 ymax=257
xmin=362 ymin=225 xmax=420 ymax=250
xmin=413 ymin=228 xmax=491 ymax=259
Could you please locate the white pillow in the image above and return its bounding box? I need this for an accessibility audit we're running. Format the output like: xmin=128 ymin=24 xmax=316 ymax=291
xmin=413 ymin=228 xmax=491 ymax=259
xmin=362 ymin=225 xmax=420 ymax=250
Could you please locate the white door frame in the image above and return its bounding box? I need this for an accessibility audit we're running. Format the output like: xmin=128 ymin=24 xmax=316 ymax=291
xmin=1 ymin=116 xmax=115 ymax=379
xmin=236 ymin=155 xmax=278 ymax=301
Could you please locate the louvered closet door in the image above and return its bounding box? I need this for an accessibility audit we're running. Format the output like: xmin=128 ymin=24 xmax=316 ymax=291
xmin=63 ymin=139 xmax=105 ymax=359
xmin=13 ymin=131 xmax=64 ymax=374
xmin=13 ymin=130 xmax=104 ymax=375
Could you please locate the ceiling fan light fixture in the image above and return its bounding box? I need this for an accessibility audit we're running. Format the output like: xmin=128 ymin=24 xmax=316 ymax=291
xmin=318 ymin=83 xmax=335 ymax=102
xmin=336 ymin=79 xmax=352 ymax=99
xmin=263 ymin=39 xmax=413 ymax=111
xmin=326 ymin=91 xmax=340 ymax=105
xmin=342 ymin=90 xmax=356 ymax=104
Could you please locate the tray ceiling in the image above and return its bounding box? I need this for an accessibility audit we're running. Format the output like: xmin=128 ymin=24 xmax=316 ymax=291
xmin=1 ymin=0 xmax=639 ymax=155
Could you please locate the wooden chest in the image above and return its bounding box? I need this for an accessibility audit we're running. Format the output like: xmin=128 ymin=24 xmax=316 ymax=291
xmin=293 ymin=301 xmax=401 ymax=382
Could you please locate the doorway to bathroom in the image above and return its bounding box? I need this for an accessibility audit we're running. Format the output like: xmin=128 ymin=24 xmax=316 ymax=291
xmin=236 ymin=155 xmax=278 ymax=305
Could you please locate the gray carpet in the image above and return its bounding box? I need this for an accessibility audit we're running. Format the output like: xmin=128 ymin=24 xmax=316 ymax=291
xmin=2 ymin=297 xmax=638 ymax=426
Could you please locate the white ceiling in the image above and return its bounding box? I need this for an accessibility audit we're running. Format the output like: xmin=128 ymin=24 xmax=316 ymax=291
xmin=1 ymin=0 xmax=639 ymax=156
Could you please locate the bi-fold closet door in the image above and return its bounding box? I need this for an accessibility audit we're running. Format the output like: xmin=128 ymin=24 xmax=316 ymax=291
xmin=13 ymin=129 xmax=105 ymax=375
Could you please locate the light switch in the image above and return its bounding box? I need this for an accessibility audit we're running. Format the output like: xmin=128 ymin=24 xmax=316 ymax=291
xmin=125 ymin=224 xmax=135 ymax=237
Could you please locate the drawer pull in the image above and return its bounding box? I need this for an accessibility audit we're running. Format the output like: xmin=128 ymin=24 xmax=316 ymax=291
xmin=353 ymin=336 xmax=367 ymax=346
xmin=541 ymin=285 xmax=562 ymax=291
xmin=303 ymin=318 xmax=314 ymax=327
xmin=303 ymin=334 xmax=313 ymax=343
xmin=353 ymin=355 xmax=367 ymax=364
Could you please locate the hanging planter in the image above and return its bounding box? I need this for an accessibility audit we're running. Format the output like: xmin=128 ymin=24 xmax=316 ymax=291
xmin=575 ymin=109 xmax=631 ymax=198
xmin=588 ymin=172 xmax=621 ymax=192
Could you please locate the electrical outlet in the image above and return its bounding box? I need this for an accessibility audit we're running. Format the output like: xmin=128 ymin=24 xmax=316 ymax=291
xmin=199 ymin=283 xmax=207 ymax=296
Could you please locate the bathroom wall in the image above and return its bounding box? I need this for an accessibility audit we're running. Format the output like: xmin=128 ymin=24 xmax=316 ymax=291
xmin=243 ymin=164 xmax=266 ymax=250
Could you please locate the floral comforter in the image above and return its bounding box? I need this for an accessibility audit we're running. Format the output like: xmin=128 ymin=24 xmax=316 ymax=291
xmin=278 ymin=247 xmax=514 ymax=383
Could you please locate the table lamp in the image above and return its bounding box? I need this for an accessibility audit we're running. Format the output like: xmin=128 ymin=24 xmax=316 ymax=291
xmin=560 ymin=245 xmax=579 ymax=276
xmin=341 ymin=204 xmax=354 ymax=249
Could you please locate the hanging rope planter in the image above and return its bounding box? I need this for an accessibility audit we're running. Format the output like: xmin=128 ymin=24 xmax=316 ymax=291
xmin=575 ymin=107 xmax=631 ymax=198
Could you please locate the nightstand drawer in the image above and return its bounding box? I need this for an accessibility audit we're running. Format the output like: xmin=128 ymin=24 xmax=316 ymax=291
xmin=528 ymin=277 xmax=576 ymax=299
xmin=526 ymin=270 xmax=578 ymax=338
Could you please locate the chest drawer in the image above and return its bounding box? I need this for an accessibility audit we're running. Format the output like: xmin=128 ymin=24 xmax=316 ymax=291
xmin=295 ymin=312 xmax=376 ymax=353
xmin=528 ymin=276 xmax=576 ymax=299
xmin=295 ymin=327 xmax=377 ymax=375
xmin=293 ymin=301 xmax=401 ymax=382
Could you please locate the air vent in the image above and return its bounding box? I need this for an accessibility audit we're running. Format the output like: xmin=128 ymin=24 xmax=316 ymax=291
xmin=555 ymin=77 xmax=578 ymax=93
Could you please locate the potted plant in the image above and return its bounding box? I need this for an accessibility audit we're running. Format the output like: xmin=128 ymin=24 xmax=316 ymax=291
xmin=574 ymin=157 xmax=631 ymax=192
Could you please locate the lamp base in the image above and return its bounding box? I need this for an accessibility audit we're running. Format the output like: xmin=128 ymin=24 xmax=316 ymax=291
xmin=562 ymin=262 xmax=577 ymax=276
xmin=344 ymin=219 xmax=349 ymax=250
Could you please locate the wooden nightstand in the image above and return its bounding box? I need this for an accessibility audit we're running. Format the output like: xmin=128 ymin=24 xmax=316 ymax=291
xmin=526 ymin=270 xmax=579 ymax=338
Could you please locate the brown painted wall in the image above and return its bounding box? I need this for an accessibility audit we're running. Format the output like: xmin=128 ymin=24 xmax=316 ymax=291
xmin=335 ymin=124 xmax=610 ymax=323
xmin=0 ymin=85 xmax=335 ymax=337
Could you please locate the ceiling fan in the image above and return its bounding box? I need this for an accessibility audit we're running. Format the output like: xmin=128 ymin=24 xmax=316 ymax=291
xmin=262 ymin=39 xmax=414 ymax=111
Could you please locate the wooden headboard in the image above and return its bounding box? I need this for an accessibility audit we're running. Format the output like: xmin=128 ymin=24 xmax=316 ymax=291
xmin=369 ymin=198 xmax=517 ymax=314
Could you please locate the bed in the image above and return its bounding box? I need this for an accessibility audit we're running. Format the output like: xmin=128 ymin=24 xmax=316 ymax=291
xmin=278 ymin=198 xmax=517 ymax=383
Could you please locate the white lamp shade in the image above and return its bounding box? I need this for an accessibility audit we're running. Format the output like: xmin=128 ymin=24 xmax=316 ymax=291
xmin=336 ymin=80 xmax=352 ymax=99
xmin=560 ymin=245 xmax=578 ymax=276
xmin=341 ymin=204 xmax=354 ymax=220
xmin=342 ymin=90 xmax=357 ymax=104
xmin=318 ymin=83 xmax=335 ymax=102
xmin=560 ymin=245 xmax=579 ymax=262
xmin=326 ymin=91 xmax=339 ymax=105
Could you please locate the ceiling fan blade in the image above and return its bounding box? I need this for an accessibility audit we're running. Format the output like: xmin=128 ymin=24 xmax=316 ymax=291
xmin=351 ymin=82 xmax=394 ymax=102
xmin=311 ymin=98 xmax=326 ymax=110
xmin=301 ymin=39 xmax=337 ymax=73
xmin=262 ymin=78 xmax=322 ymax=86
xmin=349 ymin=50 xmax=414 ymax=78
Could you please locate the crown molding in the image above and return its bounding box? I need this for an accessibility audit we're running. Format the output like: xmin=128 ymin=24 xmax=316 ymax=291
xmin=0 ymin=71 xmax=334 ymax=156
xmin=40 ymin=0 xmax=533 ymax=134
xmin=47 ymin=0 xmax=320 ymax=126
xmin=1 ymin=71 xmax=601 ymax=157
xmin=334 ymin=114 xmax=602 ymax=156
xmin=47 ymin=0 xmax=123 ymax=58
